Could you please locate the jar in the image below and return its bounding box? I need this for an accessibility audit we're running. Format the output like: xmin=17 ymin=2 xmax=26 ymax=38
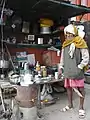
xmin=42 ymin=66 xmax=47 ymax=77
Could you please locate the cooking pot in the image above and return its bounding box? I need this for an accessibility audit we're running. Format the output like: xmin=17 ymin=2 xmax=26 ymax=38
xmin=0 ymin=60 xmax=9 ymax=68
xmin=40 ymin=27 xmax=51 ymax=34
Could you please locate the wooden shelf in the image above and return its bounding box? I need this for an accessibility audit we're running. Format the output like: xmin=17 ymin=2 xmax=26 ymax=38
xmin=4 ymin=41 xmax=61 ymax=49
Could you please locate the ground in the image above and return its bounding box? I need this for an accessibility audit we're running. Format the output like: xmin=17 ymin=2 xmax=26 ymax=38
xmin=39 ymin=84 xmax=90 ymax=120
xmin=0 ymin=84 xmax=90 ymax=120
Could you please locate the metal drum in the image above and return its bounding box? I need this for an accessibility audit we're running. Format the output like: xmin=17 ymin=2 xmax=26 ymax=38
xmin=16 ymin=85 xmax=38 ymax=108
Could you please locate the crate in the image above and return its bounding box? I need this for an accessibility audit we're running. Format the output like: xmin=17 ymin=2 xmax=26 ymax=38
xmin=2 ymin=88 xmax=17 ymax=99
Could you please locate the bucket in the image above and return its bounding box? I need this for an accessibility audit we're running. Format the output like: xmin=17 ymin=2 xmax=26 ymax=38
xmin=19 ymin=107 xmax=37 ymax=120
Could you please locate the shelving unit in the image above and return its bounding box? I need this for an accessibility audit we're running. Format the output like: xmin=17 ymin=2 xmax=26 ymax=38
xmin=4 ymin=41 xmax=61 ymax=49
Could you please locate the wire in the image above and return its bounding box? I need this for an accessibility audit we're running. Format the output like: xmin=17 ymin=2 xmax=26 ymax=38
xmin=32 ymin=0 xmax=41 ymax=9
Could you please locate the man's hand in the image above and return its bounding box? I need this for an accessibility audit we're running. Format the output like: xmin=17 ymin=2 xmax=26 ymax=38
xmin=58 ymin=67 xmax=64 ymax=75
xmin=58 ymin=68 xmax=64 ymax=79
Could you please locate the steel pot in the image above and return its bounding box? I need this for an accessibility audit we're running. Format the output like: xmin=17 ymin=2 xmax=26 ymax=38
xmin=40 ymin=27 xmax=51 ymax=34
xmin=0 ymin=60 xmax=9 ymax=68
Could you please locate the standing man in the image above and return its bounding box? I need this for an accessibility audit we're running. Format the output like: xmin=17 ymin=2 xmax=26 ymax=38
xmin=59 ymin=24 xmax=89 ymax=118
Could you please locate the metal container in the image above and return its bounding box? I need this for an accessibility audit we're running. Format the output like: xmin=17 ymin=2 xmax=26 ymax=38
xmin=40 ymin=27 xmax=51 ymax=34
xmin=16 ymin=85 xmax=38 ymax=108
xmin=85 ymin=75 xmax=90 ymax=84
xmin=0 ymin=60 xmax=9 ymax=68
xmin=19 ymin=107 xmax=37 ymax=120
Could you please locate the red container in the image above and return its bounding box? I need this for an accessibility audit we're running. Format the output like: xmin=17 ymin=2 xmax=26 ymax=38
xmin=71 ymin=0 xmax=76 ymax=4
xmin=81 ymin=0 xmax=88 ymax=21
xmin=76 ymin=0 xmax=81 ymax=21
xmin=81 ymin=0 xmax=87 ymax=6
xmin=76 ymin=0 xmax=81 ymax=5
xmin=76 ymin=0 xmax=89 ymax=21
xmin=87 ymin=0 xmax=90 ymax=21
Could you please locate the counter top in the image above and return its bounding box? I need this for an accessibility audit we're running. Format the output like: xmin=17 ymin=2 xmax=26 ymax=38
xmin=0 ymin=77 xmax=64 ymax=88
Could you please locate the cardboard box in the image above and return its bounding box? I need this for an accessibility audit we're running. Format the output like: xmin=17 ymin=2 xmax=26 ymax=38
xmin=42 ymin=50 xmax=60 ymax=66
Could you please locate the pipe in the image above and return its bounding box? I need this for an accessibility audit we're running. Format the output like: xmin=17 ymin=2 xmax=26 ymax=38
xmin=5 ymin=44 xmax=16 ymax=71
xmin=0 ymin=0 xmax=6 ymax=78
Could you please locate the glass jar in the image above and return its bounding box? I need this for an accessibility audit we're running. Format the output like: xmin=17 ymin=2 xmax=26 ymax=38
xmin=42 ymin=66 xmax=47 ymax=77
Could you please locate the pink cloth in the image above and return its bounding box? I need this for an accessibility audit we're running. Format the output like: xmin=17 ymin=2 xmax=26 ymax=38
xmin=64 ymin=78 xmax=84 ymax=88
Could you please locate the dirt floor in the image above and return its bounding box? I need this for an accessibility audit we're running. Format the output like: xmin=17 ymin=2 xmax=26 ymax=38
xmin=39 ymin=84 xmax=90 ymax=120
xmin=0 ymin=84 xmax=90 ymax=120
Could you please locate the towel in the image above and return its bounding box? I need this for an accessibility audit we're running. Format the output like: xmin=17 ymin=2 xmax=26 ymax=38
xmin=68 ymin=43 xmax=75 ymax=58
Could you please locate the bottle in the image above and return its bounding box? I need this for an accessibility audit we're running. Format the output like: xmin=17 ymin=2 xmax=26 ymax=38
xmin=36 ymin=61 xmax=40 ymax=72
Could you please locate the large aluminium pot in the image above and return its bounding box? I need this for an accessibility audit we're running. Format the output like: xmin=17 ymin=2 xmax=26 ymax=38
xmin=40 ymin=27 xmax=51 ymax=34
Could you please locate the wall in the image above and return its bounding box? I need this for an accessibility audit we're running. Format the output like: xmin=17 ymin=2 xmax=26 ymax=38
xmin=7 ymin=31 xmax=64 ymax=65
xmin=8 ymin=45 xmax=46 ymax=65
xmin=4 ymin=20 xmax=65 ymax=65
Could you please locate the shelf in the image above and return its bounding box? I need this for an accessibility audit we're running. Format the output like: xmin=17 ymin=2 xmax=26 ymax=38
xmin=3 ymin=29 xmax=63 ymax=36
xmin=4 ymin=41 xmax=61 ymax=49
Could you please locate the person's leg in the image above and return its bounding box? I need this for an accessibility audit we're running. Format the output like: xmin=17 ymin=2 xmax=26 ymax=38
xmin=78 ymin=87 xmax=85 ymax=110
xmin=61 ymin=87 xmax=73 ymax=111
xmin=67 ymin=87 xmax=73 ymax=108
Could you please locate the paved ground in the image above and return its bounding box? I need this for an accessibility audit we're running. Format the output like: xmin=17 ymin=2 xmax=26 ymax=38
xmin=40 ymin=84 xmax=90 ymax=120
xmin=0 ymin=84 xmax=90 ymax=120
